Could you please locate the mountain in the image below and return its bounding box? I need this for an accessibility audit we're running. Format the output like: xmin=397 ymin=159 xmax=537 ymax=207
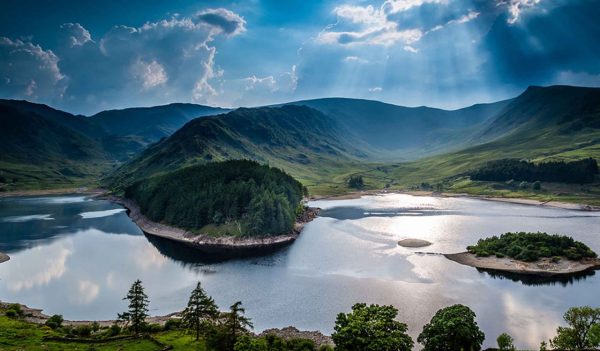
xmin=108 ymin=105 xmax=374 ymax=190
xmin=0 ymin=100 xmax=114 ymax=189
xmin=384 ymin=85 xmax=600 ymax=187
xmin=0 ymin=100 xmax=227 ymax=190
xmin=89 ymin=103 xmax=228 ymax=145
xmin=282 ymin=97 xmax=511 ymax=158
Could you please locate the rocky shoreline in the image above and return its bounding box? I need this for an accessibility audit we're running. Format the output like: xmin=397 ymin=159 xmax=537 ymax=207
xmin=445 ymin=252 xmax=600 ymax=276
xmin=0 ymin=252 xmax=9 ymax=264
xmin=109 ymin=196 xmax=319 ymax=255
xmin=1 ymin=302 xmax=333 ymax=346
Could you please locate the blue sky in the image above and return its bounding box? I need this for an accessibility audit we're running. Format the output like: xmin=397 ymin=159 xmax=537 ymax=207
xmin=0 ymin=0 xmax=599 ymax=114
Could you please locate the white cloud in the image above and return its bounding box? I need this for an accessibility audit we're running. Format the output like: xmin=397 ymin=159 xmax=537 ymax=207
xmin=132 ymin=59 xmax=168 ymax=89
xmin=344 ymin=56 xmax=369 ymax=63
xmin=369 ymin=86 xmax=383 ymax=92
xmin=244 ymin=75 xmax=277 ymax=91
xmin=72 ymin=280 xmax=100 ymax=305
xmin=60 ymin=23 xmax=93 ymax=47
xmin=382 ymin=0 xmax=448 ymax=14
xmin=500 ymin=0 xmax=542 ymax=24
xmin=455 ymin=11 xmax=480 ymax=24
xmin=0 ymin=37 xmax=65 ymax=101
xmin=403 ymin=45 xmax=419 ymax=53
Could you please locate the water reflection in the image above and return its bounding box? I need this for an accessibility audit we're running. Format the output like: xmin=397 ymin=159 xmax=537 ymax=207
xmin=477 ymin=268 xmax=596 ymax=286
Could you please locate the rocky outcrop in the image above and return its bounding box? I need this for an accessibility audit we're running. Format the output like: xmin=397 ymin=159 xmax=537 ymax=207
xmin=0 ymin=252 xmax=9 ymax=264
xmin=258 ymin=326 xmax=333 ymax=347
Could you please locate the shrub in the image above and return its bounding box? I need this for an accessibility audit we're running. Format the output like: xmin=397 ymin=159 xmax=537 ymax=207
xmin=5 ymin=309 xmax=17 ymax=318
xmin=45 ymin=314 xmax=64 ymax=329
xmin=107 ymin=324 xmax=121 ymax=336
xmin=318 ymin=345 xmax=334 ymax=351
xmin=163 ymin=318 xmax=181 ymax=331
xmin=533 ymin=181 xmax=541 ymax=190
xmin=145 ymin=323 xmax=163 ymax=333
xmin=497 ymin=332 xmax=516 ymax=351
xmin=75 ymin=324 xmax=92 ymax=337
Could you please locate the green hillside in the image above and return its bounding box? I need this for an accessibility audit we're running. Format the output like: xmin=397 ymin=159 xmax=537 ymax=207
xmin=108 ymin=105 xmax=376 ymax=192
xmin=284 ymin=97 xmax=511 ymax=159
xmin=89 ymin=103 xmax=228 ymax=145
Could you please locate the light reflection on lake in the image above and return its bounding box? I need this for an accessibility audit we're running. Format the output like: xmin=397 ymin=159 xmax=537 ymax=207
xmin=0 ymin=193 xmax=599 ymax=350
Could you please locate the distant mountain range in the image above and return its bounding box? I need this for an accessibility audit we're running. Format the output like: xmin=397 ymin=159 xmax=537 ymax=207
xmin=1 ymin=85 xmax=599 ymax=192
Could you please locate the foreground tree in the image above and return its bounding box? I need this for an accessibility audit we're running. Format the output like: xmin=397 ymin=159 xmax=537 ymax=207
xmin=118 ymin=279 xmax=149 ymax=335
xmin=225 ymin=301 xmax=254 ymax=350
xmin=332 ymin=303 xmax=413 ymax=351
xmin=181 ymin=282 xmax=220 ymax=340
xmin=417 ymin=304 xmax=484 ymax=351
xmin=550 ymin=306 xmax=600 ymax=350
xmin=497 ymin=332 xmax=515 ymax=351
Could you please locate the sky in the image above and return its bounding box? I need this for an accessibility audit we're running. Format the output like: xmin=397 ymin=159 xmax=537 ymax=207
xmin=0 ymin=0 xmax=599 ymax=115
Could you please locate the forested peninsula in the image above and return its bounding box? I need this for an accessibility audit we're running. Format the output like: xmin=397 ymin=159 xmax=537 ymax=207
xmin=117 ymin=160 xmax=317 ymax=253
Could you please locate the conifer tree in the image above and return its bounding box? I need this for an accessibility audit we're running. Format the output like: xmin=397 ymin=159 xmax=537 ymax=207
xmin=181 ymin=282 xmax=219 ymax=340
xmin=118 ymin=279 xmax=149 ymax=335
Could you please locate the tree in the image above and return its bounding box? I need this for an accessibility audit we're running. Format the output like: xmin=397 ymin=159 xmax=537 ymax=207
xmin=550 ymin=306 xmax=600 ymax=350
xmin=496 ymin=333 xmax=515 ymax=351
xmin=118 ymin=279 xmax=149 ymax=335
xmin=226 ymin=301 xmax=254 ymax=351
xmin=332 ymin=303 xmax=414 ymax=351
xmin=417 ymin=304 xmax=485 ymax=351
xmin=181 ymin=282 xmax=220 ymax=340
xmin=348 ymin=176 xmax=364 ymax=189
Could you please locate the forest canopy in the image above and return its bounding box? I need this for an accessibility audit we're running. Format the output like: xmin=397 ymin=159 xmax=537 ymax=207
xmin=467 ymin=232 xmax=597 ymax=262
xmin=470 ymin=158 xmax=598 ymax=184
xmin=124 ymin=160 xmax=307 ymax=236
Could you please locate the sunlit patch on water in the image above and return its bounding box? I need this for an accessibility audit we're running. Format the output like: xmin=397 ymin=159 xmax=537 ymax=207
xmin=79 ymin=209 xmax=126 ymax=219
xmin=1 ymin=214 xmax=54 ymax=222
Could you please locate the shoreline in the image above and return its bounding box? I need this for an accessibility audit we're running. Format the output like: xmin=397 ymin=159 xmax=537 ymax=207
xmin=0 ymin=187 xmax=106 ymax=199
xmin=445 ymin=252 xmax=600 ymax=276
xmin=311 ymin=189 xmax=599 ymax=211
xmin=109 ymin=196 xmax=319 ymax=254
xmin=0 ymin=302 xmax=333 ymax=346
xmin=0 ymin=252 xmax=9 ymax=264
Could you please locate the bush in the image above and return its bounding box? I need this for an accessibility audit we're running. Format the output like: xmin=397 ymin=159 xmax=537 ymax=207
xmin=497 ymin=332 xmax=516 ymax=351
xmin=107 ymin=324 xmax=121 ymax=336
xmin=519 ymin=181 xmax=529 ymax=189
xmin=5 ymin=309 xmax=17 ymax=318
xmin=74 ymin=324 xmax=92 ymax=337
xmin=45 ymin=314 xmax=64 ymax=329
xmin=318 ymin=345 xmax=334 ymax=351
xmin=145 ymin=323 xmax=163 ymax=333
xmin=533 ymin=181 xmax=541 ymax=190
xmin=163 ymin=318 xmax=181 ymax=331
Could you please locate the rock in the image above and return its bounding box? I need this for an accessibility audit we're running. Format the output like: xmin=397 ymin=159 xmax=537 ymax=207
xmin=258 ymin=326 xmax=333 ymax=346
xmin=398 ymin=238 xmax=432 ymax=248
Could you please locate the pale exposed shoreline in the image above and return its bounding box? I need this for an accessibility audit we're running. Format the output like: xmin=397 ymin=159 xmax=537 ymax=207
xmin=445 ymin=252 xmax=600 ymax=276
xmin=311 ymin=189 xmax=599 ymax=211
xmin=0 ymin=252 xmax=9 ymax=264
xmin=109 ymin=196 xmax=319 ymax=254
xmin=0 ymin=187 xmax=105 ymax=198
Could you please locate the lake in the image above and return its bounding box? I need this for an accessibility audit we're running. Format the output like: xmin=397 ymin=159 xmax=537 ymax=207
xmin=1 ymin=193 xmax=599 ymax=349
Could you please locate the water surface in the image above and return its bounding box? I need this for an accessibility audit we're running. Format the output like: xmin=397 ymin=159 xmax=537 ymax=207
xmin=1 ymin=193 xmax=599 ymax=349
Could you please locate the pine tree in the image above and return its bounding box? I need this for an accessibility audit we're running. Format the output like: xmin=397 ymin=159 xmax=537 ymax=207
xmin=118 ymin=279 xmax=149 ymax=335
xmin=226 ymin=301 xmax=253 ymax=350
xmin=181 ymin=282 xmax=219 ymax=341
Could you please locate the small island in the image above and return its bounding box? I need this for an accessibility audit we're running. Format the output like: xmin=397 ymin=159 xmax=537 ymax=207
xmin=446 ymin=232 xmax=600 ymax=276
xmin=0 ymin=252 xmax=9 ymax=264
xmin=114 ymin=160 xmax=318 ymax=256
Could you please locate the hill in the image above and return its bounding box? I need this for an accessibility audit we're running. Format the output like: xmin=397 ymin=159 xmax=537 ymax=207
xmin=108 ymin=105 xmax=375 ymax=191
xmin=283 ymin=97 xmax=511 ymax=158
xmin=0 ymin=100 xmax=117 ymax=189
xmin=89 ymin=103 xmax=228 ymax=145
xmin=124 ymin=160 xmax=306 ymax=236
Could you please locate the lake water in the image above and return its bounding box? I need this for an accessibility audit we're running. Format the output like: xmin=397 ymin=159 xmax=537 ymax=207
xmin=1 ymin=193 xmax=599 ymax=349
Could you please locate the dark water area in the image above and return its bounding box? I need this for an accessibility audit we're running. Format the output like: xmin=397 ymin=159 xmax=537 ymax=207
xmin=1 ymin=193 xmax=599 ymax=349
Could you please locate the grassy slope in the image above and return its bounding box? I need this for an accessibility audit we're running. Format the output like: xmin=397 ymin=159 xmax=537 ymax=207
xmin=107 ymin=105 xmax=377 ymax=192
